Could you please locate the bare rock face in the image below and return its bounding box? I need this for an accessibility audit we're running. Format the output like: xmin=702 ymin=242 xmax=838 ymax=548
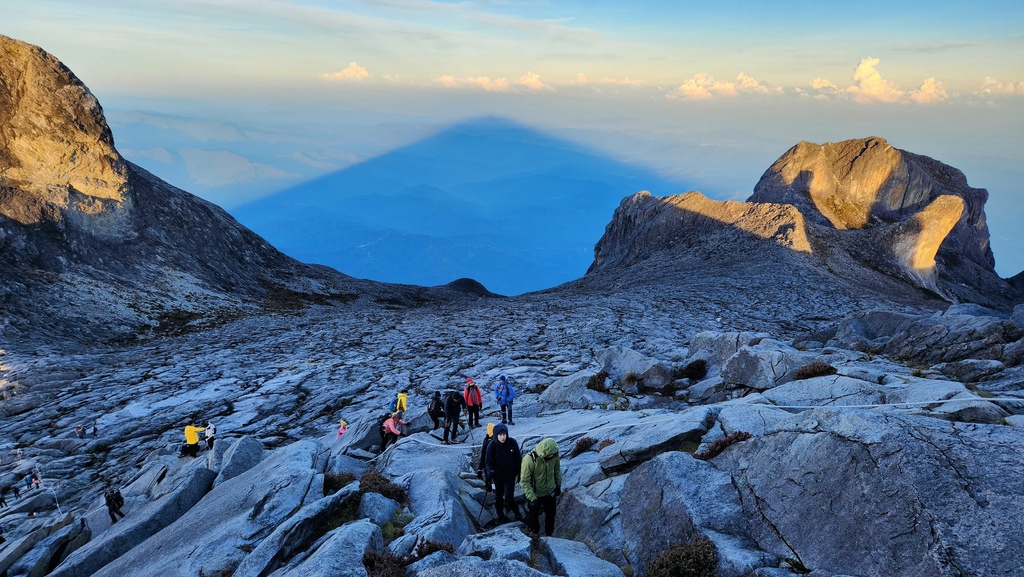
xmin=749 ymin=137 xmax=1001 ymax=296
xmin=0 ymin=35 xmax=129 ymax=232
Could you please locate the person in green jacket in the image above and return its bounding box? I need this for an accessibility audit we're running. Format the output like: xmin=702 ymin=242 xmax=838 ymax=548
xmin=520 ymin=437 xmax=562 ymax=536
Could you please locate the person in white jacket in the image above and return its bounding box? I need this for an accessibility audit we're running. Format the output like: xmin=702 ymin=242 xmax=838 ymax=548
xmin=205 ymin=422 xmax=216 ymax=451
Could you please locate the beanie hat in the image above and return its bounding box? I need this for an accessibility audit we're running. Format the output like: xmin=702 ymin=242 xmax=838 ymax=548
xmin=466 ymin=378 xmax=474 ymax=384
xmin=498 ymin=375 xmax=506 ymax=382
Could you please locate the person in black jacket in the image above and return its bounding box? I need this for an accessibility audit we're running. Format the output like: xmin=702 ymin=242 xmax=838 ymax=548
xmin=485 ymin=423 xmax=522 ymax=523
xmin=427 ymin=391 xmax=445 ymax=431
xmin=104 ymin=485 xmax=126 ymax=523
xmin=443 ymin=391 xmax=467 ymax=445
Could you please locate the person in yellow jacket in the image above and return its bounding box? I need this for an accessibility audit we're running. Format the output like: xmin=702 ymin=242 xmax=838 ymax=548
xmin=392 ymin=390 xmax=408 ymax=420
xmin=181 ymin=420 xmax=206 ymax=458
xmin=520 ymin=437 xmax=562 ymax=536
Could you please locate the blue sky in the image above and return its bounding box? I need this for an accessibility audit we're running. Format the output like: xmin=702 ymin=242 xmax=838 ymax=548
xmin=3 ymin=0 xmax=1023 ymax=275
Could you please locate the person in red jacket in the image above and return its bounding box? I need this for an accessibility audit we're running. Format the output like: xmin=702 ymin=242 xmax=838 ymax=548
xmin=463 ymin=378 xmax=484 ymax=428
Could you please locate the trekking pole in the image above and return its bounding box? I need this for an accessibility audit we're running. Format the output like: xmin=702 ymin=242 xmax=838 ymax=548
xmin=476 ymin=481 xmax=491 ymax=526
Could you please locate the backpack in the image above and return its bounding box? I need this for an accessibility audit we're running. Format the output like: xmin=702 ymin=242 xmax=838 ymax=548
xmin=388 ymin=396 xmax=399 ymax=413
xmin=428 ymin=398 xmax=442 ymax=415
xmin=378 ymin=413 xmax=391 ymax=440
xmin=113 ymin=490 xmax=124 ymax=508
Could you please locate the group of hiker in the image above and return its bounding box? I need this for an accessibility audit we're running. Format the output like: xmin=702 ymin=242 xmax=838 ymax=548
xmin=355 ymin=375 xmax=560 ymax=535
xmin=180 ymin=419 xmax=216 ymax=458
xmin=377 ymin=374 xmax=517 ymax=450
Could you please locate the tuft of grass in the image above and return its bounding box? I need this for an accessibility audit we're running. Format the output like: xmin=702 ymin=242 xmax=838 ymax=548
xmin=362 ymin=549 xmax=407 ymax=577
xmin=694 ymin=431 xmax=753 ymax=460
xmin=597 ymin=438 xmax=616 ymax=451
xmin=793 ymin=360 xmax=838 ymax=381
xmin=570 ymin=436 xmax=598 ymax=458
xmin=414 ymin=538 xmax=455 ymax=559
xmin=646 ymin=536 xmax=718 ymax=577
xmin=622 ymin=371 xmax=641 ymax=386
xmin=586 ymin=371 xmax=609 ymax=392
xmin=360 ymin=470 xmax=407 ymax=503
xmin=324 ymin=471 xmax=357 ymax=496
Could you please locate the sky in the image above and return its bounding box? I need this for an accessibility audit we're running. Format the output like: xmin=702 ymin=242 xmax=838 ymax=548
xmin=3 ymin=0 xmax=1023 ymax=276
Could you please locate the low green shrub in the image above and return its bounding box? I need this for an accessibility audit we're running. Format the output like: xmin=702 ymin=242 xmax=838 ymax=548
xmin=646 ymin=535 xmax=718 ymax=577
xmin=694 ymin=431 xmax=753 ymax=461
xmin=360 ymin=470 xmax=407 ymax=503
xmin=793 ymin=361 xmax=837 ymax=380
xmin=570 ymin=436 xmax=598 ymax=458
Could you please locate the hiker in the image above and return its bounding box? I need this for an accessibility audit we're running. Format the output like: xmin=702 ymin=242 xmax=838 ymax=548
xmin=495 ymin=375 xmax=516 ymax=425
xmin=181 ymin=420 xmax=206 ymax=458
xmin=389 ymin=390 xmax=408 ymax=420
xmin=92 ymin=424 xmax=98 ymax=436
xmin=205 ymin=422 xmax=216 ymax=451
xmin=463 ymin=378 xmax=484 ymax=428
xmin=521 ymin=437 xmax=562 ymax=536
xmin=104 ymin=485 xmax=126 ymax=523
xmin=427 ymin=391 xmax=445 ymax=431
xmin=31 ymin=475 xmax=41 ymax=490
xmin=443 ymin=390 xmax=467 ymax=445
xmin=380 ymin=413 xmax=406 ymax=452
xmin=477 ymin=423 xmax=496 ymax=480
xmin=486 ymin=424 xmax=523 ymax=523
xmin=75 ymin=426 xmax=84 ymax=438
xmin=336 ymin=419 xmax=348 ymax=439
xmin=0 ymin=488 xmax=7 ymax=508
xmin=11 ymin=484 xmax=19 ymax=499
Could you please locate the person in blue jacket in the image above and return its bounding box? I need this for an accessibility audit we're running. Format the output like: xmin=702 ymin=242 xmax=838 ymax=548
xmin=485 ymin=423 xmax=522 ymax=523
xmin=494 ymin=375 xmax=516 ymax=425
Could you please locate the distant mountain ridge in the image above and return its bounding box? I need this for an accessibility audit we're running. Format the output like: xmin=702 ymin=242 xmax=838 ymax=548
xmin=230 ymin=117 xmax=688 ymax=295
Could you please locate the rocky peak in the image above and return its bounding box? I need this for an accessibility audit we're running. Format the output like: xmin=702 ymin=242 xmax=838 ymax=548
xmin=749 ymin=136 xmax=994 ymax=273
xmin=0 ymin=35 xmax=129 ymax=234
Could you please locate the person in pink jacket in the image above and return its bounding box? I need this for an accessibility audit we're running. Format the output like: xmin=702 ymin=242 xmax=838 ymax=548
xmin=380 ymin=413 xmax=406 ymax=452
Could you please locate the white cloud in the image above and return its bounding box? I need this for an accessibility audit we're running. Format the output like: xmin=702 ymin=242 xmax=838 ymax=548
xmin=576 ymin=72 xmax=589 ymax=85
xmin=321 ymin=61 xmax=370 ymax=81
xmin=597 ymin=76 xmax=644 ymax=86
xmin=978 ymin=77 xmax=1024 ymax=95
xmin=668 ymin=73 xmax=735 ymax=100
xmin=736 ymin=73 xmax=780 ymax=95
xmin=809 ymin=77 xmax=839 ymax=91
xmin=516 ymin=72 xmax=554 ymax=91
xmin=438 ymin=75 xmax=511 ymax=91
xmin=120 ymin=147 xmax=175 ymax=164
xmin=910 ymin=77 xmax=948 ymax=104
xmin=846 ymin=57 xmax=906 ymax=104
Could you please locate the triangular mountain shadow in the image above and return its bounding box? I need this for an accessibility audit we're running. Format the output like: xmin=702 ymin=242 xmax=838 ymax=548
xmin=230 ymin=117 xmax=689 ymax=296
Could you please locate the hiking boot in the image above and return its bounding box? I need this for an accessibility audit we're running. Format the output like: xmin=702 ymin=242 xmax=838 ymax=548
xmin=508 ymin=421 xmax=515 ymax=426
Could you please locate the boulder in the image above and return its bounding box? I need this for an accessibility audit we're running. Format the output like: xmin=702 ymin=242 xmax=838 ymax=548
xmin=265 ymin=519 xmax=381 ymax=577
xmin=233 ymin=482 xmax=363 ymax=577
xmin=456 ymin=524 xmax=532 ymax=563
xmin=358 ymin=491 xmax=400 ymax=527
xmin=933 ymin=359 xmax=1005 ymax=383
xmin=717 ymin=407 xmax=1024 ymax=577
xmin=761 ymin=375 xmax=885 ymax=410
xmin=553 ymin=476 xmax=628 ymax=566
xmin=720 ymin=345 xmax=810 ymax=390
xmin=619 ymin=452 xmax=774 ymax=577
xmin=597 ymin=346 xmax=655 ymax=382
xmin=598 ymin=407 xmax=715 ymax=474
xmin=689 ymin=332 xmax=770 ymax=369
xmin=882 ymin=312 xmax=1024 ymax=365
xmin=538 ymin=370 xmax=615 ymax=410
xmin=213 ymin=435 xmax=265 ymax=486
xmin=376 ymin=433 xmax=474 ymax=479
xmin=539 ymin=536 xmax=626 ymax=577
xmin=399 ymin=469 xmax=476 ymax=548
